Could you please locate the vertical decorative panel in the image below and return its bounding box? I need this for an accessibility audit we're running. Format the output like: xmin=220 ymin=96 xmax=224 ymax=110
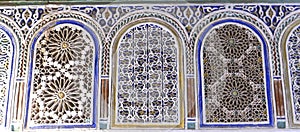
xmin=273 ymin=79 xmax=285 ymax=128
xmin=187 ymin=77 xmax=196 ymax=129
xmin=100 ymin=79 xmax=109 ymax=118
xmin=187 ymin=77 xmax=195 ymax=118
xmin=0 ymin=28 xmax=14 ymax=127
xmin=112 ymin=22 xmax=183 ymax=128
xmin=26 ymin=21 xmax=99 ymax=129
xmin=274 ymin=79 xmax=285 ymax=117
xmin=12 ymin=82 xmax=25 ymax=121
xmin=198 ymin=21 xmax=273 ymax=127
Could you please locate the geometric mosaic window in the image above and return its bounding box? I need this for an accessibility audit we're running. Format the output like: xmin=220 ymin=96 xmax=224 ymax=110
xmin=113 ymin=23 xmax=182 ymax=127
xmin=26 ymin=23 xmax=97 ymax=128
xmin=0 ymin=28 xmax=14 ymax=127
xmin=286 ymin=25 xmax=300 ymax=124
xmin=199 ymin=23 xmax=272 ymax=127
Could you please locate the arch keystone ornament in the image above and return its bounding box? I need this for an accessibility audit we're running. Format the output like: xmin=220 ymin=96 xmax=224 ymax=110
xmin=197 ymin=19 xmax=273 ymax=128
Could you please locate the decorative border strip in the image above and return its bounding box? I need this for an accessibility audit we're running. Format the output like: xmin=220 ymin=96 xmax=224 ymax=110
xmin=0 ymin=24 xmax=17 ymax=127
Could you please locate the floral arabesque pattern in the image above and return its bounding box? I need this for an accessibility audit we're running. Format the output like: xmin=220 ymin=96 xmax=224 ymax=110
xmin=47 ymin=27 xmax=86 ymax=64
xmin=214 ymin=24 xmax=250 ymax=59
xmin=202 ymin=24 xmax=269 ymax=124
xmin=218 ymin=76 xmax=253 ymax=111
xmin=28 ymin=24 xmax=94 ymax=125
xmin=116 ymin=23 xmax=180 ymax=124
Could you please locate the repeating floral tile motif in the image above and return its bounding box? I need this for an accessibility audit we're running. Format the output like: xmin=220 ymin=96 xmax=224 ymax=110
xmin=0 ymin=4 xmax=295 ymax=77
xmin=116 ymin=23 xmax=179 ymax=125
xmin=201 ymin=24 xmax=269 ymax=125
xmin=233 ymin=5 xmax=300 ymax=33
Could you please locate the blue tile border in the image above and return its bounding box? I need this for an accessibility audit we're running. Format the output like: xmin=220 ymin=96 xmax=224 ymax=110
xmin=0 ymin=25 xmax=16 ymax=127
xmin=197 ymin=19 xmax=274 ymax=128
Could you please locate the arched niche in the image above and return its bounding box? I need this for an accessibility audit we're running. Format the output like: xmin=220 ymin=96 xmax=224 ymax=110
xmin=111 ymin=21 xmax=185 ymax=128
xmin=280 ymin=20 xmax=300 ymax=128
xmin=197 ymin=19 xmax=273 ymax=127
xmin=25 ymin=20 xmax=100 ymax=129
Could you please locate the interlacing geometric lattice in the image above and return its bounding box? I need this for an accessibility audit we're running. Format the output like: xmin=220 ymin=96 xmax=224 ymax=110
xmin=287 ymin=26 xmax=300 ymax=123
xmin=116 ymin=23 xmax=180 ymax=124
xmin=202 ymin=24 xmax=269 ymax=123
xmin=28 ymin=24 xmax=94 ymax=125
xmin=0 ymin=29 xmax=12 ymax=126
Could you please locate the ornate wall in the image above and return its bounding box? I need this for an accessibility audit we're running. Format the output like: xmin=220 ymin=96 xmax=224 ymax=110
xmin=0 ymin=2 xmax=300 ymax=130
